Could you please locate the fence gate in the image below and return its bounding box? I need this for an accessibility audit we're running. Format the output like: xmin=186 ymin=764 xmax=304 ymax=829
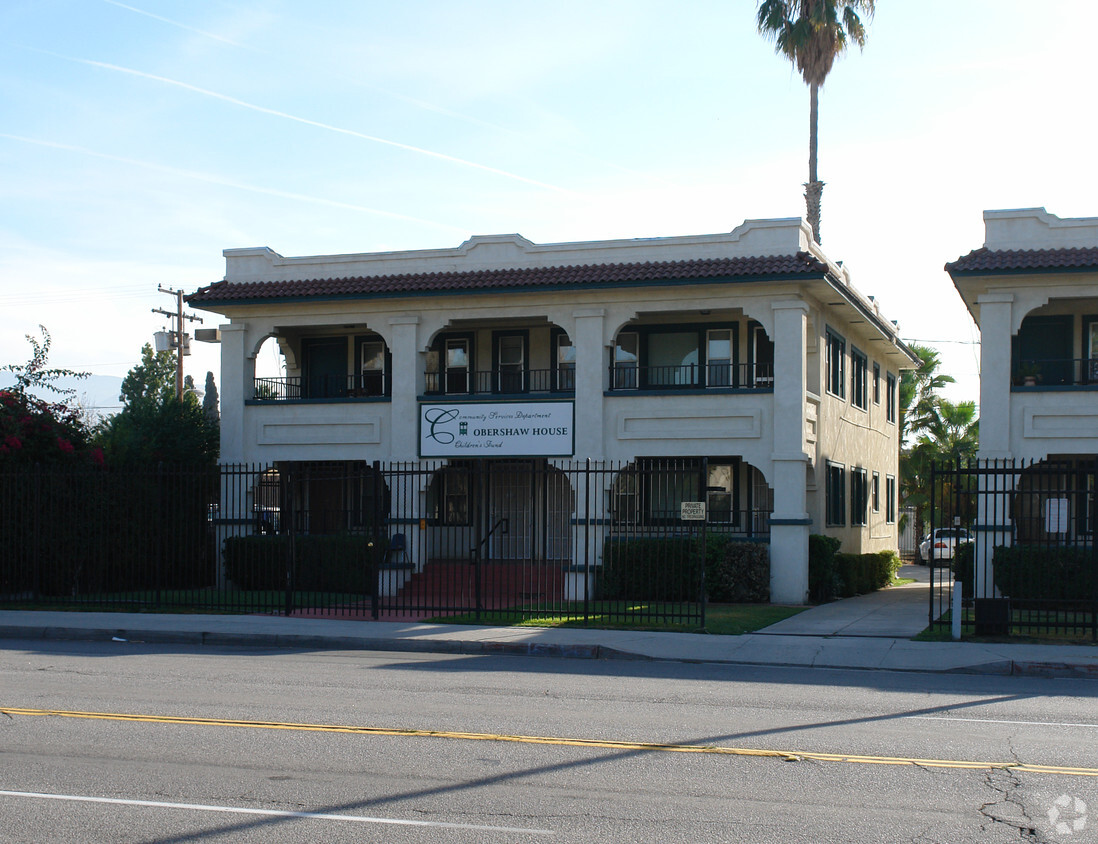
xmin=928 ymin=459 xmax=1097 ymax=640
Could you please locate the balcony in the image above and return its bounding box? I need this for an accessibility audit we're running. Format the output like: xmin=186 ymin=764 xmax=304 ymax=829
xmin=608 ymin=361 xmax=774 ymax=392
xmin=423 ymin=367 xmax=575 ymax=396
xmin=1012 ymin=358 xmax=1098 ymax=389
xmin=252 ymin=374 xmax=390 ymax=402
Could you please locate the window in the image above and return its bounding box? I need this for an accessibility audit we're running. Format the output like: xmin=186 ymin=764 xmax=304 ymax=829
xmin=751 ymin=324 xmax=774 ymax=387
xmin=851 ymin=468 xmax=868 ymax=526
xmin=611 ymin=459 xmax=739 ymax=526
xmin=495 ymin=332 xmax=526 ymax=393
xmin=445 ymin=337 xmax=471 ymax=393
xmin=648 ymin=331 xmax=699 ymax=386
xmin=873 ymin=363 xmax=881 ymax=404
xmin=614 ymin=332 xmax=638 ymax=389
xmin=428 ymin=466 xmax=471 ymax=526
xmin=357 ymin=337 xmax=387 ymax=396
xmin=827 ymin=462 xmax=846 ymax=526
xmin=885 ymin=475 xmax=896 ymax=523
xmin=612 ymin=325 xmax=740 ymax=390
xmin=556 ymin=333 xmax=575 ymax=391
xmin=886 ymin=373 xmax=897 ymax=423
xmin=707 ymin=329 xmax=732 ymax=387
xmin=302 ymin=337 xmax=348 ymax=399
xmin=872 ymin=472 xmax=880 ymax=512
xmin=826 ymin=330 xmax=845 ymax=398
xmin=851 ymin=348 xmax=868 ymax=410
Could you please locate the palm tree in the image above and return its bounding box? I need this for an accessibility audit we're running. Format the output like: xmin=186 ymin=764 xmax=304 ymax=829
xmin=756 ymin=0 xmax=875 ymax=244
xmin=899 ymin=344 xmax=955 ymax=447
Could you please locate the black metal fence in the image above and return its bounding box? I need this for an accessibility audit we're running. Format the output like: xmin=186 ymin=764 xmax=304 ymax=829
xmin=1 ymin=459 xmax=773 ymax=626
xmin=928 ymin=459 xmax=1098 ymax=640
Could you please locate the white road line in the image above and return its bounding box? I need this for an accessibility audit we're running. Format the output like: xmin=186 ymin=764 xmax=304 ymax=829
xmin=909 ymin=716 xmax=1098 ymax=729
xmin=0 ymin=790 xmax=553 ymax=836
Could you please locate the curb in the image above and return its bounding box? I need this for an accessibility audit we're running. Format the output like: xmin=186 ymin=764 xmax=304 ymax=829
xmin=2 ymin=624 xmax=1097 ymax=679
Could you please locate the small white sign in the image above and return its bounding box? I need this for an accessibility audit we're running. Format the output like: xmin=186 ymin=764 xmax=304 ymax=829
xmin=680 ymin=501 xmax=706 ymax=521
xmin=1045 ymin=497 xmax=1070 ymax=534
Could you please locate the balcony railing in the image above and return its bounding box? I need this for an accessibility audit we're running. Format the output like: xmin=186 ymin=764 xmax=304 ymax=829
xmin=253 ymin=374 xmax=390 ymax=401
xmin=608 ymin=362 xmax=774 ymax=391
xmin=424 ymin=367 xmax=574 ymax=396
xmin=1013 ymin=358 xmax=1098 ymax=388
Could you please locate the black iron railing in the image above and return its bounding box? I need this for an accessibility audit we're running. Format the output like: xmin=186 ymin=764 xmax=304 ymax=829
xmin=424 ymin=367 xmax=573 ymax=395
xmin=253 ymin=374 xmax=390 ymax=401
xmin=608 ymin=362 xmax=774 ymax=391
xmin=1013 ymin=358 xmax=1098 ymax=387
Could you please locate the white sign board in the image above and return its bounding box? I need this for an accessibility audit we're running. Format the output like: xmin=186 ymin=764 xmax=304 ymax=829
xmin=1045 ymin=497 xmax=1069 ymax=534
xmin=680 ymin=501 xmax=706 ymax=521
xmin=419 ymin=401 xmax=574 ymax=457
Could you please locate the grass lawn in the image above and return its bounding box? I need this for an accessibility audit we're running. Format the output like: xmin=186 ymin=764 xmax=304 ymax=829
xmin=430 ymin=601 xmax=807 ymax=635
xmin=914 ymin=608 xmax=1098 ymax=645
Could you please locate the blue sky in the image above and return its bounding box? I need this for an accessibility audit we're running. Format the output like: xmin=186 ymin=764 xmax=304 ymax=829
xmin=3 ymin=0 xmax=1096 ymax=413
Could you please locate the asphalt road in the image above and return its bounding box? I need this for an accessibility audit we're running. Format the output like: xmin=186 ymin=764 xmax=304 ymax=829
xmin=1 ymin=640 xmax=1096 ymax=843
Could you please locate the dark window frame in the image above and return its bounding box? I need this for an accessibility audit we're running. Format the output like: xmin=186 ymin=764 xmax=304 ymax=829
xmin=851 ymin=467 xmax=868 ymax=526
xmin=851 ymin=347 xmax=868 ymax=411
xmin=826 ymin=461 xmax=846 ymax=526
xmin=826 ymin=329 xmax=846 ymax=399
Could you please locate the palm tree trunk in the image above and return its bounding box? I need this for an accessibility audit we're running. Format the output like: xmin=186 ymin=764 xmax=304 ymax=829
xmin=804 ymin=82 xmax=824 ymax=244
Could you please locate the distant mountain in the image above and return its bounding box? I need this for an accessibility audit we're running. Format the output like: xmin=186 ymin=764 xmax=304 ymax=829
xmin=0 ymin=374 xmax=124 ymax=420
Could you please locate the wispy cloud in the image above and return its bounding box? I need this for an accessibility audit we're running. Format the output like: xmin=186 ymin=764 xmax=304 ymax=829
xmin=0 ymin=133 xmax=470 ymax=233
xmin=43 ymin=49 xmax=574 ymax=194
xmin=96 ymin=1 xmax=667 ymax=186
xmin=100 ymin=0 xmax=251 ymax=49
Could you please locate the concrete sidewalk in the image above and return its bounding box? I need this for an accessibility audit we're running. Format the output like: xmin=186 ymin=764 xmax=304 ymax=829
xmin=2 ymin=604 xmax=1096 ymax=679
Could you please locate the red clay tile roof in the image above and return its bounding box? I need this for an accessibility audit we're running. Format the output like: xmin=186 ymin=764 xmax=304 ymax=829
xmin=946 ymin=246 xmax=1098 ymax=275
xmin=187 ymin=252 xmax=830 ymax=305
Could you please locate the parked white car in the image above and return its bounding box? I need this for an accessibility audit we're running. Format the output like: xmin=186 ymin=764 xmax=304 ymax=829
xmin=918 ymin=528 xmax=971 ymax=565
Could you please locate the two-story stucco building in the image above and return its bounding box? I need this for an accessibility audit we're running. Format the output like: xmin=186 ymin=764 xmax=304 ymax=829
xmin=947 ymin=208 xmax=1098 ymax=598
xmin=188 ymin=217 xmax=917 ymax=604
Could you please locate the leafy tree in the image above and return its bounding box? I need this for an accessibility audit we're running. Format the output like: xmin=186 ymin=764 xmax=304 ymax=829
xmin=203 ymin=371 xmax=220 ymax=424
xmin=899 ymin=344 xmax=955 ymax=446
xmin=95 ymin=344 xmax=218 ymax=465
xmin=119 ymin=343 xmax=175 ymax=409
xmin=898 ymin=345 xmax=978 ymax=540
xmin=0 ymin=328 xmax=100 ymax=465
xmin=0 ymin=325 xmax=88 ymax=400
xmin=756 ymin=0 xmax=875 ymax=243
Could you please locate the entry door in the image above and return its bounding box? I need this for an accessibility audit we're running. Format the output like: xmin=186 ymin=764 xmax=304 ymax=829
xmin=490 ymin=464 xmax=532 ymax=560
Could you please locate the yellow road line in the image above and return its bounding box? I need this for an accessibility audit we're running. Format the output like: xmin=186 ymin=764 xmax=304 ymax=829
xmin=4 ymin=706 xmax=1096 ymax=778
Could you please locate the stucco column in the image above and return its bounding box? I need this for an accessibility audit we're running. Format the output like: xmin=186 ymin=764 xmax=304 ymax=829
xmin=218 ymin=323 xmax=250 ymax=464
xmin=388 ymin=316 xmax=420 ymax=460
xmin=976 ymin=293 xmax=1014 ymax=460
xmin=572 ymin=308 xmax=606 ymax=459
xmin=769 ymin=301 xmax=811 ymax=604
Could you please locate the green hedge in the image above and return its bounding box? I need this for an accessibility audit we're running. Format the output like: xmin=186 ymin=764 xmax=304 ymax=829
xmin=809 ymin=534 xmax=842 ymax=602
xmin=833 ymin=551 xmax=900 ymax=597
xmin=596 ymin=535 xmax=770 ymax=603
xmin=706 ymin=539 xmax=770 ymax=603
xmin=952 ymin=542 xmax=974 ymax=600
xmin=992 ymin=544 xmax=1096 ymax=603
xmin=597 ymin=537 xmax=702 ymax=601
xmin=224 ymin=534 xmax=376 ymax=594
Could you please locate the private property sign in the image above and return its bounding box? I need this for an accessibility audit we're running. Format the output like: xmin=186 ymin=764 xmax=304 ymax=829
xmin=419 ymin=401 xmax=575 ymax=457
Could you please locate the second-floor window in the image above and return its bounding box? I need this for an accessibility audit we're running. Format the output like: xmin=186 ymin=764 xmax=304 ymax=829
xmin=851 ymin=348 xmax=868 ymax=410
xmin=886 ymin=373 xmax=897 ymax=423
xmin=556 ymin=333 xmax=575 ymax=391
xmin=611 ymin=325 xmax=743 ymax=390
xmin=826 ymin=330 xmax=845 ymax=398
xmin=827 ymin=462 xmax=846 ymax=526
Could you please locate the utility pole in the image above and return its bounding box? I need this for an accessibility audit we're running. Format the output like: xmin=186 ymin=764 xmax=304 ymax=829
xmin=152 ymin=286 xmax=203 ymax=400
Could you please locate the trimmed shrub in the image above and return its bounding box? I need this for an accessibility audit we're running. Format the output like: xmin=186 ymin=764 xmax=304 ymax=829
xmin=707 ymin=540 xmax=770 ymax=603
xmin=224 ymin=534 xmax=376 ymax=594
xmin=597 ymin=537 xmax=702 ymax=601
xmin=952 ymin=542 xmax=974 ymax=600
xmin=833 ymin=550 xmax=900 ymax=597
xmin=993 ymin=544 xmax=1096 ymax=604
xmin=809 ymin=534 xmax=842 ymax=602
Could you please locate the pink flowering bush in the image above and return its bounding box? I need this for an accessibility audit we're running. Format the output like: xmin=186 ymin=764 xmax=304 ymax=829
xmin=0 ymin=389 xmax=94 ymax=464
